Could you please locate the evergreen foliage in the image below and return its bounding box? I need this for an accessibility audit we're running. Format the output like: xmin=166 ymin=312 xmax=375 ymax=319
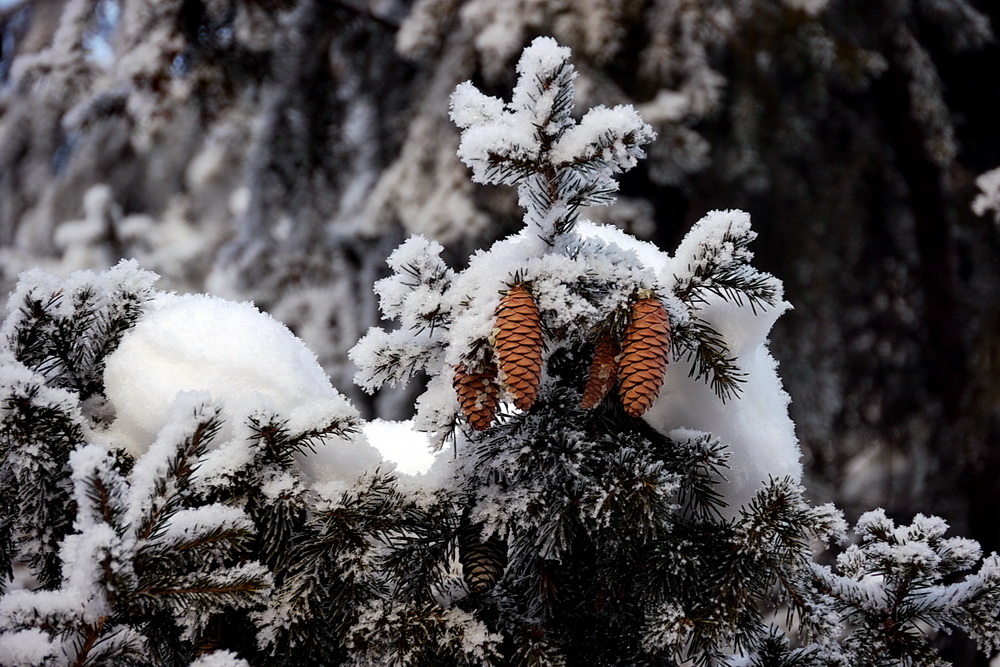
xmin=0 ymin=35 xmax=997 ymax=667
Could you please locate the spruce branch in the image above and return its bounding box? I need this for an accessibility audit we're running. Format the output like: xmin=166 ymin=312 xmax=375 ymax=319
xmin=132 ymin=405 xmax=223 ymax=544
xmin=380 ymin=491 xmax=462 ymax=602
xmin=256 ymin=473 xmax=411 ymax=663
xmin=348 ymin=599 xmax=503 ymax=666
xmin=450 ymin=37 xmax=653 ymax=241
xmin=0 ymin=376 xmax=83 ymax=588
xmin=671 ymin=316 xmax=746 ymax=401
xmin=656 ymin=430 xmax=730 ymax=521
xmin=808 ymin=510 xmax=1000 ymax=663
xmin=137 ymin=563 xmax=271 ymax=609
xmin=670 ymin=213 xmax=780 ymax=315
xmin=4 ymin=262 xmax=155 ymax=401
xmin=351 ymin=327 xmax=441 ymax=393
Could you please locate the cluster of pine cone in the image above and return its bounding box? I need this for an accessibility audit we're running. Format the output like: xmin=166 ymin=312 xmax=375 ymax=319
xmin=453 ymin=284 xmax=671 ymax=430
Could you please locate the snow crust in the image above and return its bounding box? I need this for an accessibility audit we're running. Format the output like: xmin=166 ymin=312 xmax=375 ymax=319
xmin=103 ymin=292 xmax=383 ymax=486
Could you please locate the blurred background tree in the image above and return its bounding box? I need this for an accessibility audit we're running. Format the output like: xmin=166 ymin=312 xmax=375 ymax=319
xmin=0 ymin=3 xmax=998 ymax=658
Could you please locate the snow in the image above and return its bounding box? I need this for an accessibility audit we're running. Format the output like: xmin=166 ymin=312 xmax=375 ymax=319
xmin=643 ymin=290 xmax=800 ymax=518
xmin=511 ymin=36 xmax=574 ymax=126
xmin=573 ymin=213 xmax=802 ymax=517
xmin=575 ymin=220 xmax=669 ymax=274
xmin=155 ymin=504 xmax=254 ymax=546
xmin=102 ymin=292 xmax=383 ymax=487
xmin=449 ymin=82 xmax=505 ymax=129
xmin=374 ymin=235 xmax=454 ymax=329
xmin=0 ymin=628 xmax=56 ymax=667
xmin=363 ymin=419 xmax=439 ymax=475
xmin=189 ymin=651 xmax=251 ymax=667
xmin=973 ymin=166 xmax=1000 ymax=223
xmin=551 ymin=104 xmax=653 ymax=170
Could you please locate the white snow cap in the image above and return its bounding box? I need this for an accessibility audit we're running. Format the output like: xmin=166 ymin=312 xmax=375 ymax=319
xmin=103 ymin=292 xmax=383 ymax=485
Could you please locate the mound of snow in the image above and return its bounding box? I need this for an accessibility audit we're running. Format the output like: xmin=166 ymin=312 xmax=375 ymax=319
xmin=103 ymin=293 xmax=383 ymax=485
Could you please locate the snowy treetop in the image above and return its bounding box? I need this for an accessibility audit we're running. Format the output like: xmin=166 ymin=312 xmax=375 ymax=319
xmin=450 ymin=36 xmax=655 ymax=240
xmin=353 ymin=37 xmax=798 ymax=515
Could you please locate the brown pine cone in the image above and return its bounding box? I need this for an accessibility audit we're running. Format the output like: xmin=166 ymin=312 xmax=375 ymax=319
xmin=454 ymin=362 xmax=500 ymax=430
xmin=618 ymin=295 xmax=671 ymax=418
xmin=458 ymin=519 xmax=508 ymax=594
xmin=493 ymin=284 xmax=544 ymax=411
xmin=580 ymin=330 xmax=620 ymax=409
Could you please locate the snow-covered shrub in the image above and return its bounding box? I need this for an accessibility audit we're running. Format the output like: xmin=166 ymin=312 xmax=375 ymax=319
xmin=0 ymin=262 xmax=469 ymax=666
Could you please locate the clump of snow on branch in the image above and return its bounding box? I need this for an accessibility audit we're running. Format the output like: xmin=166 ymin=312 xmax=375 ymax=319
xmin=103 ymin=292 xmax=383 ymax=487
xmin=643 ymin=210 xmax=800 ymax=516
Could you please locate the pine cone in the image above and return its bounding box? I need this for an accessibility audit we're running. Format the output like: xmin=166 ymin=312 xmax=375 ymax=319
xmin=454 ymin=362 xmax=499 ymax=431
xmin=618 ymin=295 xmax=671 ymax=418
xmin=458 ymin=519 xmax=507 ymax=594
xmin=580 ymin=330 xmax=620 ymax=409
xmin=493 ymin=284 xmax=543 ymax=411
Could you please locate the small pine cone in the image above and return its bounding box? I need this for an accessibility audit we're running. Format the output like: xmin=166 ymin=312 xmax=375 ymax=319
xmin=618 ymin=296 xmax=671 ymax=418
xmin=493 ymin=284 xmax=544 ymax=411
xmin=458 ymin=519 xmax=508 ymax=594
xmin=454 ymin=362 xmax=499 ymax=431
xmin=580 ymin=330 xmax=620 ymax=409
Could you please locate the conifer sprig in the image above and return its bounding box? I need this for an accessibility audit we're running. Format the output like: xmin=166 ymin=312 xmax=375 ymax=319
xmin=450 ymin=37 xmax=654 ymax=242
xmin=378 ymin=492 xmax=461 ymax=602
xmin=0 ymin=430 xmax=271 ymax=666
xmin=671 ymin=316 xmax=747 ymax=401
xmin=811 ymin=510 xmax=1000 ymax=663
xmin=0 ymin=371 xmax=83 ymax=588
xmin=247 ymin=412 xmax=362 ymax=470
xmin=671 ymin=219 xmax=780 ymax=315
xmin=3 ymin=261 xmax=156 ymax=400
xmin=657 ymin=430 xmax=730 ymax=521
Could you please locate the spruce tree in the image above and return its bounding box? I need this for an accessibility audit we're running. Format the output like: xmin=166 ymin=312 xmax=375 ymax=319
xmin=350 ymin=37 xmax=1000 ymax=666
